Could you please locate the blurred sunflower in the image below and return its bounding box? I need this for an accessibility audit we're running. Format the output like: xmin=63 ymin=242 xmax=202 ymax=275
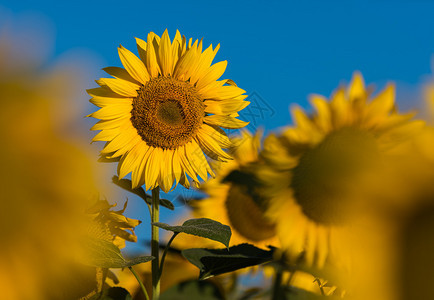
xmin=86 ymin=198 xmax=141 ymax=249
xmin=0 ymin=27 xmax=100 ymax=299
xmin=191 ymin=131 xmax=279 ymax=249
xmin=260 ymin=72 xmax=424 ymax=269
xmin=88 ymin=29 xmax=249 ymax=192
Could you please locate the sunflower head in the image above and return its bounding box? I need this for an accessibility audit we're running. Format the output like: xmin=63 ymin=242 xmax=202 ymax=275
xmin=88 ymin=30 xmax=249 ymax=192
xmin=260 ymin=72 xmax=424 ymax=268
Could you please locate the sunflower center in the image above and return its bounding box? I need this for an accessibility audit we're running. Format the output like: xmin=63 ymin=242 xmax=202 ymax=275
xmin=131 ymin=77 xmax=204 ymax=150
xmin=291 ymin=127 xmax=379 ymax=225
xmin=225 ymin=184 xmax=276 ymax=242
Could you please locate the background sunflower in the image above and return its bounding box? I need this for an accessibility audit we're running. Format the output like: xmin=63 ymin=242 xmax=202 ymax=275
xmin=259 ymin=72 xmax=424 ymax=270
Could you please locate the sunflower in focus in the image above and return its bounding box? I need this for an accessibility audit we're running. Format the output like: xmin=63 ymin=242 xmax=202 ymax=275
xmin=260 ymin=72 xmax=424 ymax=270
xmin=88 ymin=29 xmax=249 ymax=192
xmin=191 ymin=131 xmax=278 ymax=249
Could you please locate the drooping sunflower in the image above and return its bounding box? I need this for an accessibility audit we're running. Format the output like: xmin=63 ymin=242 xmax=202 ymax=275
xmin=88 ymin=30 xmax=249 ymax=192
xmin=260 ymin=72 xmax=424 ymax=270
xmin=191 ymin=131 xmax=279 ymax=249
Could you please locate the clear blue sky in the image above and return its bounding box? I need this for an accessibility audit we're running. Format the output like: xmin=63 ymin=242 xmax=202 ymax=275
xmin=3 ymin=0 xmax=434 ymax=253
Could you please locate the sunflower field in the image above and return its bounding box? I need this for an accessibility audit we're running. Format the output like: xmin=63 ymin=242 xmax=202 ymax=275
xmin=2 ymin=2 xmax=434 ymax=300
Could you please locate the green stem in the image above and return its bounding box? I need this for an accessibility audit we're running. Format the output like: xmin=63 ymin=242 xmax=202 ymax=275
xmin=271 ymin=268 xmax=283 ymax=300
xmin=151 ymin=187 xmax=160 ymax=300
xmin=128 ymin=266 xmax=150 ymax=300
xmin=159 ymin=232 xmax=179 ymax=280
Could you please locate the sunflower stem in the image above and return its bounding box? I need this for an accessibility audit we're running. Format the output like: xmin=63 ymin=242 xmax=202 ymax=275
xmin=129 ymin=266 xmax=150 ymax=300
xmin=151 ymin=187 xmax=160 ymax=300
xmin=271 ymin=267 xmax=283 ymax=300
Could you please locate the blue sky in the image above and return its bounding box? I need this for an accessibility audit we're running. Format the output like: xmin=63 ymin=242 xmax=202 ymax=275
xmin=2 ymin=0 xmax=434 ymax=252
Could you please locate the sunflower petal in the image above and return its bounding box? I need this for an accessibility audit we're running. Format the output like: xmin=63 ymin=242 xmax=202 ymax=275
xmin=158 ymin=29 xmax=173 ymax=76
xmin=195 ymin=60 xmax=227 ymax=90
xmin=146 ymin=32 xmax=161 ymax=78
xmin=118 ymin=45 xmax=150 ymax=84
xmin=135 ymin=37 xmax=147 ymax=63
xmin=159 ymin=149 xmax=174 ymax=192
xmin=90 ymin=96 xmax=132 ymax=108
xmin=88 ymin=104 xmax=132 ymax=120
xmin=97 ymin=78 xmax=140 ymax=98
xmin=204 ymin=115 xmax=249 ymax=129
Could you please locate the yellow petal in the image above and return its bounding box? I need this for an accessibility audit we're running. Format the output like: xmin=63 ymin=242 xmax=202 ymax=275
xmin=348 ymin=71 xmax=366 ymax=100
xmin=91 ymin=117 xmax=129 ymax=130
xmin=173 ymin=40 xmax=199 ymax=81
xmin=90 ymin=96 xmax=132 ymax=108
xmin=316 ymin=226 xmax=329 ymax=269
xmin=204 ymin=115 xmax=249 ymax=129
xmin=330 ymin=88 xmax=349 ymax=128
xmin=178 ymin=145 xmax=198 ymax=184
xmin=364 ymin=83 xmax=395 ymax=125
xmin=201 ymin=84 xmax=246 ymax=101
xmin=146 ymin=32 xmax=161 ymax=78
xmin=103 ymin=66 xmax=139 ymax=84
xmin=304 ymin=222 xmax=317 ymax=266
xmin=204 ymin=99 xmax=250 ymax=115
xmin=87 ymin=86 xmax=123 ymax=98
xmin=144 ymin=147 xmax=161 ymax=191
xmin=132 ymin=143 xmax=152 ymax=188
xmin=199 ymin=124 xmax=231 ymax=148
xmin=172 ymin=148 xmax=182 ymax=187
xmin=110 ymin=135 xmax=142 ymax=158
xmin=309 ymin=94 xmax=331 ymax=132
xmin=97 ymin=78 xmax=140 ymax=98
xmin=118 ymin=45 xmax=150 ymax=84
xmin=185 ymin=141 xmax=208 ymax=181
xmin=92 ymin=128 xmax=120 ymax=142
xmin=189 ymin=45 xmax=216 ymax=85
xmin=118 ymin=141 xmax=146 ymax=179
xmin=291 ymin=106 xmax=316 ymax=133
xmin=158 ymin=29 xmax=173 ymax=76
xmin=195 ymin=130 xmax=232 ymax=161
xmin=101 ymin=126 xmax=138 ymax=154
xmin=88 ymin=104 xmax=132 ymax=120
xmin=195 ymin=60 xmax=227 ymax=90
xmin=135 ymin=37 xmax=147 ymax=63
xmin=159 ymin=149 xmax=174 ymax=192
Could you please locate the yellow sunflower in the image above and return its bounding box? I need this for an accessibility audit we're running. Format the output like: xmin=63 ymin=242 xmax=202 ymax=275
xmin=191 ymin=130 xmax=279 ymax=249
xmin=259 ymin=72 xmax=424 ymax=270
xmin=88 ymin=29 xmax=249 ymax=192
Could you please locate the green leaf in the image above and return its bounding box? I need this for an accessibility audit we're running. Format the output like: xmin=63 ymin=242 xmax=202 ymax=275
xmin=160 ymin=280 xmax=224 ymax=300
xmin=122 ymin=255 xmax=154 ymax=268
xmin=89 ymin=287 xmax=133 ymax=300
xmin=153 ymin=218 xmax=231 ymax=248
xmin=182 ymin=243 xmax=274 ymax=279
xmin=112 ymin=176 xmax=174 ymax=210
xmin=82 ymin=237 xmax=154 ymax=268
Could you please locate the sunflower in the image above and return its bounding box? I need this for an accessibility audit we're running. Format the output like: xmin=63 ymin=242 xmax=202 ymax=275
xmin=191 ymin=131 xmax=279 ymax=249
xmin=88 ymin=30 xmax=249 ymax=192
xmin=259 ymin=72 xmax=424 ymax=270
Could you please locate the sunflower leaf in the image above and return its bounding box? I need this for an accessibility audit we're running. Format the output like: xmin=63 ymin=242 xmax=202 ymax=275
xmin=89 ymin=287 xmax=133 ymax=300
xmin=122 ymin=255 xmax=155 ymax=267
xmin=82 ymin=237 xmax=154 ymax=268
xmin=153 ymin=218 xmax=231 ymax=248
xmin=112 ymin=176 xmax=174 ymax=210
xmin=182 ymin=243 xmax=274 ymax=279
